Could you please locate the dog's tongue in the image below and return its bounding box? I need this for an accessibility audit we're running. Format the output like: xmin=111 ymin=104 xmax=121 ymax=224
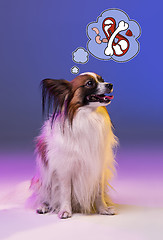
xmin=99 ymin=95 xmax=114 ymax=101
xmin=106 ymin=95 xmax=114 ymax=100
xmin=87 ymin=94 xmax=114 ymax=103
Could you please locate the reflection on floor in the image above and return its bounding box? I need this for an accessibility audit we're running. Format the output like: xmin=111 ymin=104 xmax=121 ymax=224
xmin=0 ymin=142 xmax=163 ymax=240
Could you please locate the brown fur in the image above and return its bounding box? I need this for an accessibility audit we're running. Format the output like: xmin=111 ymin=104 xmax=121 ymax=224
xmin=41 ymin=74 xmax=101 ymax=126
xmin=67 ymin=74 xmax=97 ymax=124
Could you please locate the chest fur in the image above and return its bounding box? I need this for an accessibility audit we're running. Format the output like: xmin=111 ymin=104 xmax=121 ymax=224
xmin=44 ymin=107 xmax=111 ymax=170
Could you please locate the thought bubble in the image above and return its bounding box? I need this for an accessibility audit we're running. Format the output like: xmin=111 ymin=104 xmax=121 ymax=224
xmin=70 ymin=9 xmax=141 ymax=74
xmin=72 ymin=47 xmax=89 ymax=64
xmin=71 ymin=66 xmax=79 ymax=74
xmin=86 ymin=9 xmax=141 ymax=62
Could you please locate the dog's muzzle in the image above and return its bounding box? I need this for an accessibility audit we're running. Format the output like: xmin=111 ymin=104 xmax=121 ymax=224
xmin=86 ymin=83 xmax=114 ymax=103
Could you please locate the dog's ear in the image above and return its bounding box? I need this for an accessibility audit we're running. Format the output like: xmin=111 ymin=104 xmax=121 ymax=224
xmin=41 ymin=79 xmax=72 ymax=121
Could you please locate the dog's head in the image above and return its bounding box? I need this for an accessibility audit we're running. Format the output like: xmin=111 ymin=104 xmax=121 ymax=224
xmin=41 ymin=72 xmax=113 ymax=125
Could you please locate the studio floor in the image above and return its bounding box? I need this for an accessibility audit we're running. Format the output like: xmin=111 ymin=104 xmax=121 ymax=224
xmin=0 ymin=142 xmax=163 ymax=240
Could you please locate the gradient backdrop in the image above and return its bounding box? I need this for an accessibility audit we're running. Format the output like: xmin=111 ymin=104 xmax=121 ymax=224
xmin=0 ymin=0 xmax=163 ymax=148
xmin=0 ymin=1 xmax=163 ymax=238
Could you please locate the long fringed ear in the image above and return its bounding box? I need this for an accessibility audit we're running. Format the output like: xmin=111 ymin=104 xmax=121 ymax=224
xmin=41 ymin=79 xmax=72 ymax=123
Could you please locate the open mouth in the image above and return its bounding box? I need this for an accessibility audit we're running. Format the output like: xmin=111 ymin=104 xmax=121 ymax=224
xmin=86 ymin=94 xmax=114 ymax=103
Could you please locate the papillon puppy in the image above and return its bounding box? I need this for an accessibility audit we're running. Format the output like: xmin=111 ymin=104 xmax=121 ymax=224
xmin=31 ymin=72 xmax=118 ymax=219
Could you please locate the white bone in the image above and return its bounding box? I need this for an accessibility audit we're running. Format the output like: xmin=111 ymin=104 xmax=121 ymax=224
xmin=104 ymin=20 xmax=129 ymax=56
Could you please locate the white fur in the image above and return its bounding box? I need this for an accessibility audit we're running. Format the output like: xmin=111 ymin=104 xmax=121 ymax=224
xmin=31 ymin=105 xmax=118 ymax=217
xmin=80 ymin=72 xmax=98 ymax=80
xmin=97 ymin=82 xmax=113 ymax=95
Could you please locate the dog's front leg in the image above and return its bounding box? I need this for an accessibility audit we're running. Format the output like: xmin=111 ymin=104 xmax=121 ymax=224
xmin=58 ymin=174 xmax=72 ymax=219
xmin=95 ymin=182 xmax=116 ymax=215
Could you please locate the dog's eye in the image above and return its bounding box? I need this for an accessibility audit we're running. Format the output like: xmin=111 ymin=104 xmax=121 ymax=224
xmin=86 ymin=80 xmax=94 ymax=87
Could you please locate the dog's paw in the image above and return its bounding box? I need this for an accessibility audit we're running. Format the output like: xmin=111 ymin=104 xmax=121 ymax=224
xmin=58 ymin=210 xmax=72 ymax=219
xmin=36 ymin=203 xmax=52 ymax=214
xmin=98 ymin=206 xmax=117 ymax=215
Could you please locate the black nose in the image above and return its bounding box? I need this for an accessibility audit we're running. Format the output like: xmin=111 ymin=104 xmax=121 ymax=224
xmin=105 ymin=83 xmax=113 ymax=91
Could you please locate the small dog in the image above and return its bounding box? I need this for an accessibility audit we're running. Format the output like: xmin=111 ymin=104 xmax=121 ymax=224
xmin=31 ymin=72 xmax=118 ymax=219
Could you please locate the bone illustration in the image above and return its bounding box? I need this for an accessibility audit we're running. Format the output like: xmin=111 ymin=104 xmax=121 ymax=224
xmin=103 ymin=20 xmax=129 ymax=56
xmin=86 ymin=9 xmax=141 ymax=62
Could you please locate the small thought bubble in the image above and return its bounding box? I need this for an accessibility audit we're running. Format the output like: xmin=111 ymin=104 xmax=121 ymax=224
xmin=71 ymin=66 xmax=79 ymax=74
xmin=72 ymin=47 xmax=89 ymax=64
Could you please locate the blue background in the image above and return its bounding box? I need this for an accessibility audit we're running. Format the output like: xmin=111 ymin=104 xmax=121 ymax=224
xmin=0 ymin=0 xmax=163 ymax=148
